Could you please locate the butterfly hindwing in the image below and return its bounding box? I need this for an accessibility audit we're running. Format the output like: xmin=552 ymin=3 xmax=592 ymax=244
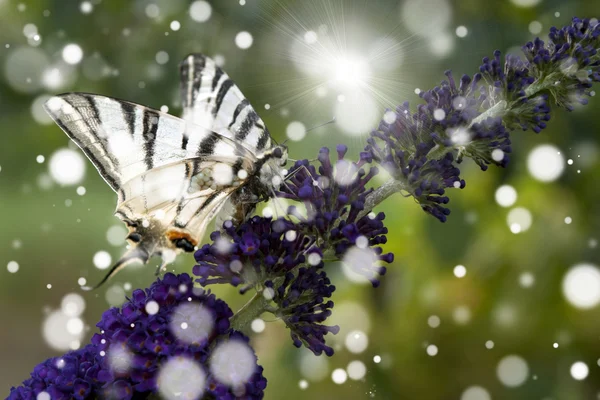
xmin=179 ymin=54 xmax=273 ymax=153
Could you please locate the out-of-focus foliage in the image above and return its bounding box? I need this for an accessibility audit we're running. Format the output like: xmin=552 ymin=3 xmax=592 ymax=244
xmin=1 ymin=0 xmax=600 ymax=399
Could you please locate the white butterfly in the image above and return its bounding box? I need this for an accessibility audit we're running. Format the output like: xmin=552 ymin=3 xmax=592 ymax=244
xmin=44 ymin=54 xmax=288 ymax=289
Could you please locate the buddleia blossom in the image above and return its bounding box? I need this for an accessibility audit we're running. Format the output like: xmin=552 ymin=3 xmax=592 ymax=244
xmin=8 ymin=273 xmax=267 ymax=400
xmin=280 ymin=145 xmax=392 ymax=285
xmin=194 ymin=217 xmax=341 ymax=355
xmin=365 ymin=17 xmax=600 ymax=222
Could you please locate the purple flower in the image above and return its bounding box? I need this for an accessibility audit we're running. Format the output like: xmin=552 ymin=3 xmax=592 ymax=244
xmin=8 ymin=274 xmax=267 ymax=400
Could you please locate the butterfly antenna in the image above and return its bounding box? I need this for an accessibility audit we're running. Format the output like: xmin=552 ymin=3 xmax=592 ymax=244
xmin=81 ymin=248 xmax=148 ymax=291
xmin=307 ymin=116 xmax=336 ymax=133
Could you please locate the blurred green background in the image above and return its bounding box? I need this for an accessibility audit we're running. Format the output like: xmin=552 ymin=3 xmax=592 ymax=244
xmin=1 ymin=0 xmax=600 ymax=399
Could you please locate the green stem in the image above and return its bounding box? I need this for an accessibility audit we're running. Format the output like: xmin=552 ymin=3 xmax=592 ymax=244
xmin=230 ymin=292 xmax=270 ymax=334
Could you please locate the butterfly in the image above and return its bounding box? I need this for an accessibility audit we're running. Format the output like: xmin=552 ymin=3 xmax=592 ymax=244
xmin=44 ymin=54 xmax=288 ymax=290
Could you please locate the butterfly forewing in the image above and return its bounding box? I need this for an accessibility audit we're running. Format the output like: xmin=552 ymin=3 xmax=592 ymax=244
xmin=180 ymin=54 xmax=274 ymax=153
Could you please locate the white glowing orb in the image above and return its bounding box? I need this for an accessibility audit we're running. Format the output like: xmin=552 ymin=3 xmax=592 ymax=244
xmin=48 ymin=148 xmax=86 ymax=186
xmin=341 ymin=246 xmax=378 ymax=285
xmin=286 ymin=121 xmax=306 ymax=141
xmin=299 ymin=380 xmax=309 ymax=389
xmin=335 ymin=93 xmax=379 ymax=136
xmin=210 ymin=340 xmax=256 ymax=386
xmin=170 ymin=20 xmax=181 ymax=31
xmin=304 ymin=30 xmax=318 ymax=44
xmin=527 ymin=144 xmax=565 ymax=182
xmin=570 ymin=361 xmax=589 ymax=380
xmin=507 ymin=207 xmax=532 ymax=234
xmin=345 ymin=330 xmax=368 ymax=354
xmin=453 ymin=265 xmax=467 ymax=278
xmin=461 ymin=386 xmax=491 ymax=400
xmin=485 ymin=341 xmax=494 ymax=349
xmin=510 ymin=0 xmax=541 ymax=7
xmin=155 ymin=51 xmax=169 ymax=65
xmin=4 ymin=47 xmax=50 ymax=93
xmin=251 ymin=318 xmax=265 ymax=333
xmin=401 ymin=0 xmax=452 ymax=37
xmin=300 ymin=351 xmax=330 ymax=382
xmin=373 ymin=355 xmax=382 ymax=363
xmin=43 ymin=310 xmax=85 ymax=351
xmin=66 ymin=317 xmax=84 ymax=335
xmin=76 ymin=186 xmax=86 ymax=196
xmin=453 ymin=305 xmax=471 ymax=325
xmin=383 ymin=110 xmax=396 ymax=124
xmin=497 ymin=355 xmax=529 ymax=387
xmin=145 ymin=300 xmax=159 ymax=315
xmin=106 ymin=225 xmax=127 ymax=246
xmin=433 ymin=109 xmax=446 ymax=121
xmin=105 ymin=284 xmax=126 ymax=306
xmin=36 ymin=392 xmax=51 ymax=400
xmin=426 ymin=344 xmax=438 ymax=356
xmin=332 ymin=55 xmax=370 ymax=87
xmin=346 ymin=360 xmax=366 ymax=380
xmin=331 ymin=368 xmax=347 ymax=384
xmin=61 ymin=293 xmax=85 ymax=317
xmin=31 ymin=95 xmax=54 ymax=125
xmin=428 ymin=315 xmax=441 ymax=328
xmin=429 ymin=32 xmax=455 ymax=58
xmin=492 ymin=149 xmax=504 ymax=162
xmin=562 ymin=263 xmax=600 ymax=309
xmin=158 ymin=357 xmax=206 ymax=400
xmin=213 ymin=163 xmax=233 ymax=185
xmin=235 ymin=31 xmax=253 ymax=49
xmin=456 ymin=26 xmax=469 ymax=38
xmin=519 ymin=272 xmax=535 ymax=288
xmin=7 ymin=261 xmax=19 ymax=273
xmin=169 ymin=302 xmax=214 ymax=343
xmin=62 ymin=44 xmax=83 ymax=65
xmin=328 ymin=301 xmax=371 ymax=334
xmin=108 ymin=344 xmax=133 ymax=374
xmin=80 ymin=1 xmax=93 ymax=14
xmin=495 ymin=185 xmax=517 ymax=207
xmin=93 ymin=251 xmax=112 ymax=270
xmin=529 ymin=21 xmax=543 ymax=35
xmin=189 ymin=1 xmax=212 ymax=22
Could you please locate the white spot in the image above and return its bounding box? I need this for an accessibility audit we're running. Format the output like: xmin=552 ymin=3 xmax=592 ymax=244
xmin=570 ymin=361 xmax=589 ymax=380
xmin=428 ymin=315 xmax=440 ymax=328
xmin=347 ymin=360 xmax=366 ymax=380
xmin=286 ymin=121 xmax=306 ymax=141
xmin=106 ymin=225 xmax=127 ymax=246
xmin=507 ymin=207 xmax=532 ymax=233
xmin=491 ymin=149 xmax=504 ymax=162
xmin=78 ymin=277 xmax=86 ymax=286
xmin=383 ymin=110 xmax=396 ymax=124
xmin=36 ymin=155 xmax=45 ymax=163
xmin=61 ymin=293 xmax=85 ymax=317
xmin=426 ymin=344 xmax=438 ymax=356
xmin=145 ymin=300 xmax=159 ymax=315
xmin=529 ymin=20 xmax=543 ymax=34
xmin=453 ymin=305 xmax=471 ymax=325
xmin=237 ymin=169 xmax=248 ymax=180
xmin=229 ymin=260 xmax=243 ymax=273
xmin=285 ymin=230 xmax=297 ymax=242
xmin=564 ymin=216 xmax=572 ymax=224
xmin=235 ymin=31 xmax=253 ymax=49
xmin=341 ymin=246 xmax=379 ymax=285
xmin=461 ymin=386 xmax=491 ymax=400
xmin=433 ymin=109 xmax=446 ymax=121
xmin=158 ymin=357 xmax=206 ymax=400
xmin=155 ymin=51 xmax=169 ymax=65
xmin=210 ymin=340 xmax=256 ymax=386
xmin=519 ymin=272 xmax=535 ymax=288
xmin=170 ymin=20 xmax=181 ymax=31
xmin=160 ymin=105 xmax=169 ymax=113
xmin=307 ymin=252 xmax=322 ymax=266
xmin=169 ymin=303 xmax=214 ymax=343
xmin=93 ymin=251 xmax=112 ymax=270
xmin=497 ymin=355 xmax=529 ymax=387
xmin=453 ymin=265 xmax=467 ymax=278
xmin=345 ymin=330 xmax=368 ymax=354
xmin=262 ymin=287 xmax=275 ymax=300
xmin=562 ymin=263 xmax=600 ymax=309
xmin=213 ymin=163 xmax=233 ymax=185
xmin=510 ymin=0 xmax=541 ymax=7
xmin=373 ymin=355 xmax=381 ymax=363
xmin=334 ymin=92 xmax=379 ymax=136
xmin=300 ymin=351 xmax=330 ymax=381
xmin=76 ymin=186 xmax=86 ymax=196
xmin=105 ymin=284 xmax=126 ymax=306
xmin=485 ymin=340 xmax=494 ymax=349
xmin=214 ymin=236 xmax=233 ymax=254
xmin=304 ymin=30 xmax=318 ymax=44
xmin=527 ymin=144 xmax=565 ymax=182
xmin=495 ymin=185 xmax=517 ymax=207
xmin=36 ymin=392 xmax=51 ymax=400
xmin=553 ymin=342 xmax=559 ymax=348
xmin=145 ymin=3 xmax=160 ymax=18
xmin=334 ymin=160 xmax=359 ymax=186
xmin=189 ymin=1 xmax=212 ymax=23
xmin=401 ymin=0 xmax=452 ymax=37
xmin=449 ymin=127 xmax=471 ymax=145
xmin=80 ymin=1 xmax=93 ymax=14
xmin=251 ymin=318 xmax=265 ymax=333
xmin=31 ymin=95 xmax=54 ymax=125
xmin=43 ymin=310 xmax=85 ymax=351
xmin=331 ymin=368 xmax=347 ymax=384
xmin=62 ymin=44 xmax=83 ymax=65
xmin=48 ymin=148 xmax=86 ymax=186
xmin=47 ymin=284 xmax=52 ymax=289
xmin=456 ymin=26 xmax=468 ymax=38
xmin=453 ymin=96 xmax=466 ymax=109
xmin=7 ymin=261 xmax=19 ymax=273
xmin=264 ymin=103 xmax=270 ymax=110
xmin=298 ymin=380 xmax=309 ymax=389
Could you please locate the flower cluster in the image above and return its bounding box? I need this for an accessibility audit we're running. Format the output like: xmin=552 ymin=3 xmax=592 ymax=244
xmin=365 ymin=17 xmax=600 ymax=222
xmin=9 ymin=274 xmax=267 ymax=400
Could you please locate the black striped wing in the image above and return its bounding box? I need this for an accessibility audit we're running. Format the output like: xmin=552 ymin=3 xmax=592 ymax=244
xmin=43 ymin=93 xmax=257 ymax=232
xmin=179 ymin=54 xmax=274 ymax=154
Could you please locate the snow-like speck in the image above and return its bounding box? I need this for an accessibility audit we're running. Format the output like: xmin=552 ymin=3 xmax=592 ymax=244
xmin=562 ymin=263 xmax=600 ymax=309
xmin=461 ymin=386 xmax=491 ymax=400
xmin=497 ymin=355 xmax=529 ymax=387
xmin=286 ymin=121 xmax=306 ymax=141
xmin=48 ymin=148 xmax=86 ymax=186
xmin=189 ymin=1 xmax=212 ymax=22
xmin=93 ymin=251 xmax=112 ymax=270
xmin=235 ymin=31 xmax=253 ymax=49
xmin=495 ymin=185 xmax=517 ymax=207
xmin=347 ymin=360 xmax=366 ymax=380
xmin=251 ymin=318 xmax=265 ymax=333
xmin=345 ymin=330 xmax=368 ymax=354
xmin=158 ymin=357 xmax=206 ymax=400
xmin=7 ymin=261 xmax=19 ymax=273
xmin=169 ymin=303 xmax=214 ymax=343
xmin=570 ymin=361 xmax=589 ymax=380
xmin=210 ymin=340 xmax=256 ymax=386
xmin=527 ymin=144 xmax=565 ymax=182
xmin=453 ymin=265 xmax=467 ymax=278
xmin=62 ymin=44 xmax=83 ymax=65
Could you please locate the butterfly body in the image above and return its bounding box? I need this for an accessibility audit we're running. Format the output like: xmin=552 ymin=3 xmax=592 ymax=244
xmin=44 ymin=54 xmax=287 ymax=289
